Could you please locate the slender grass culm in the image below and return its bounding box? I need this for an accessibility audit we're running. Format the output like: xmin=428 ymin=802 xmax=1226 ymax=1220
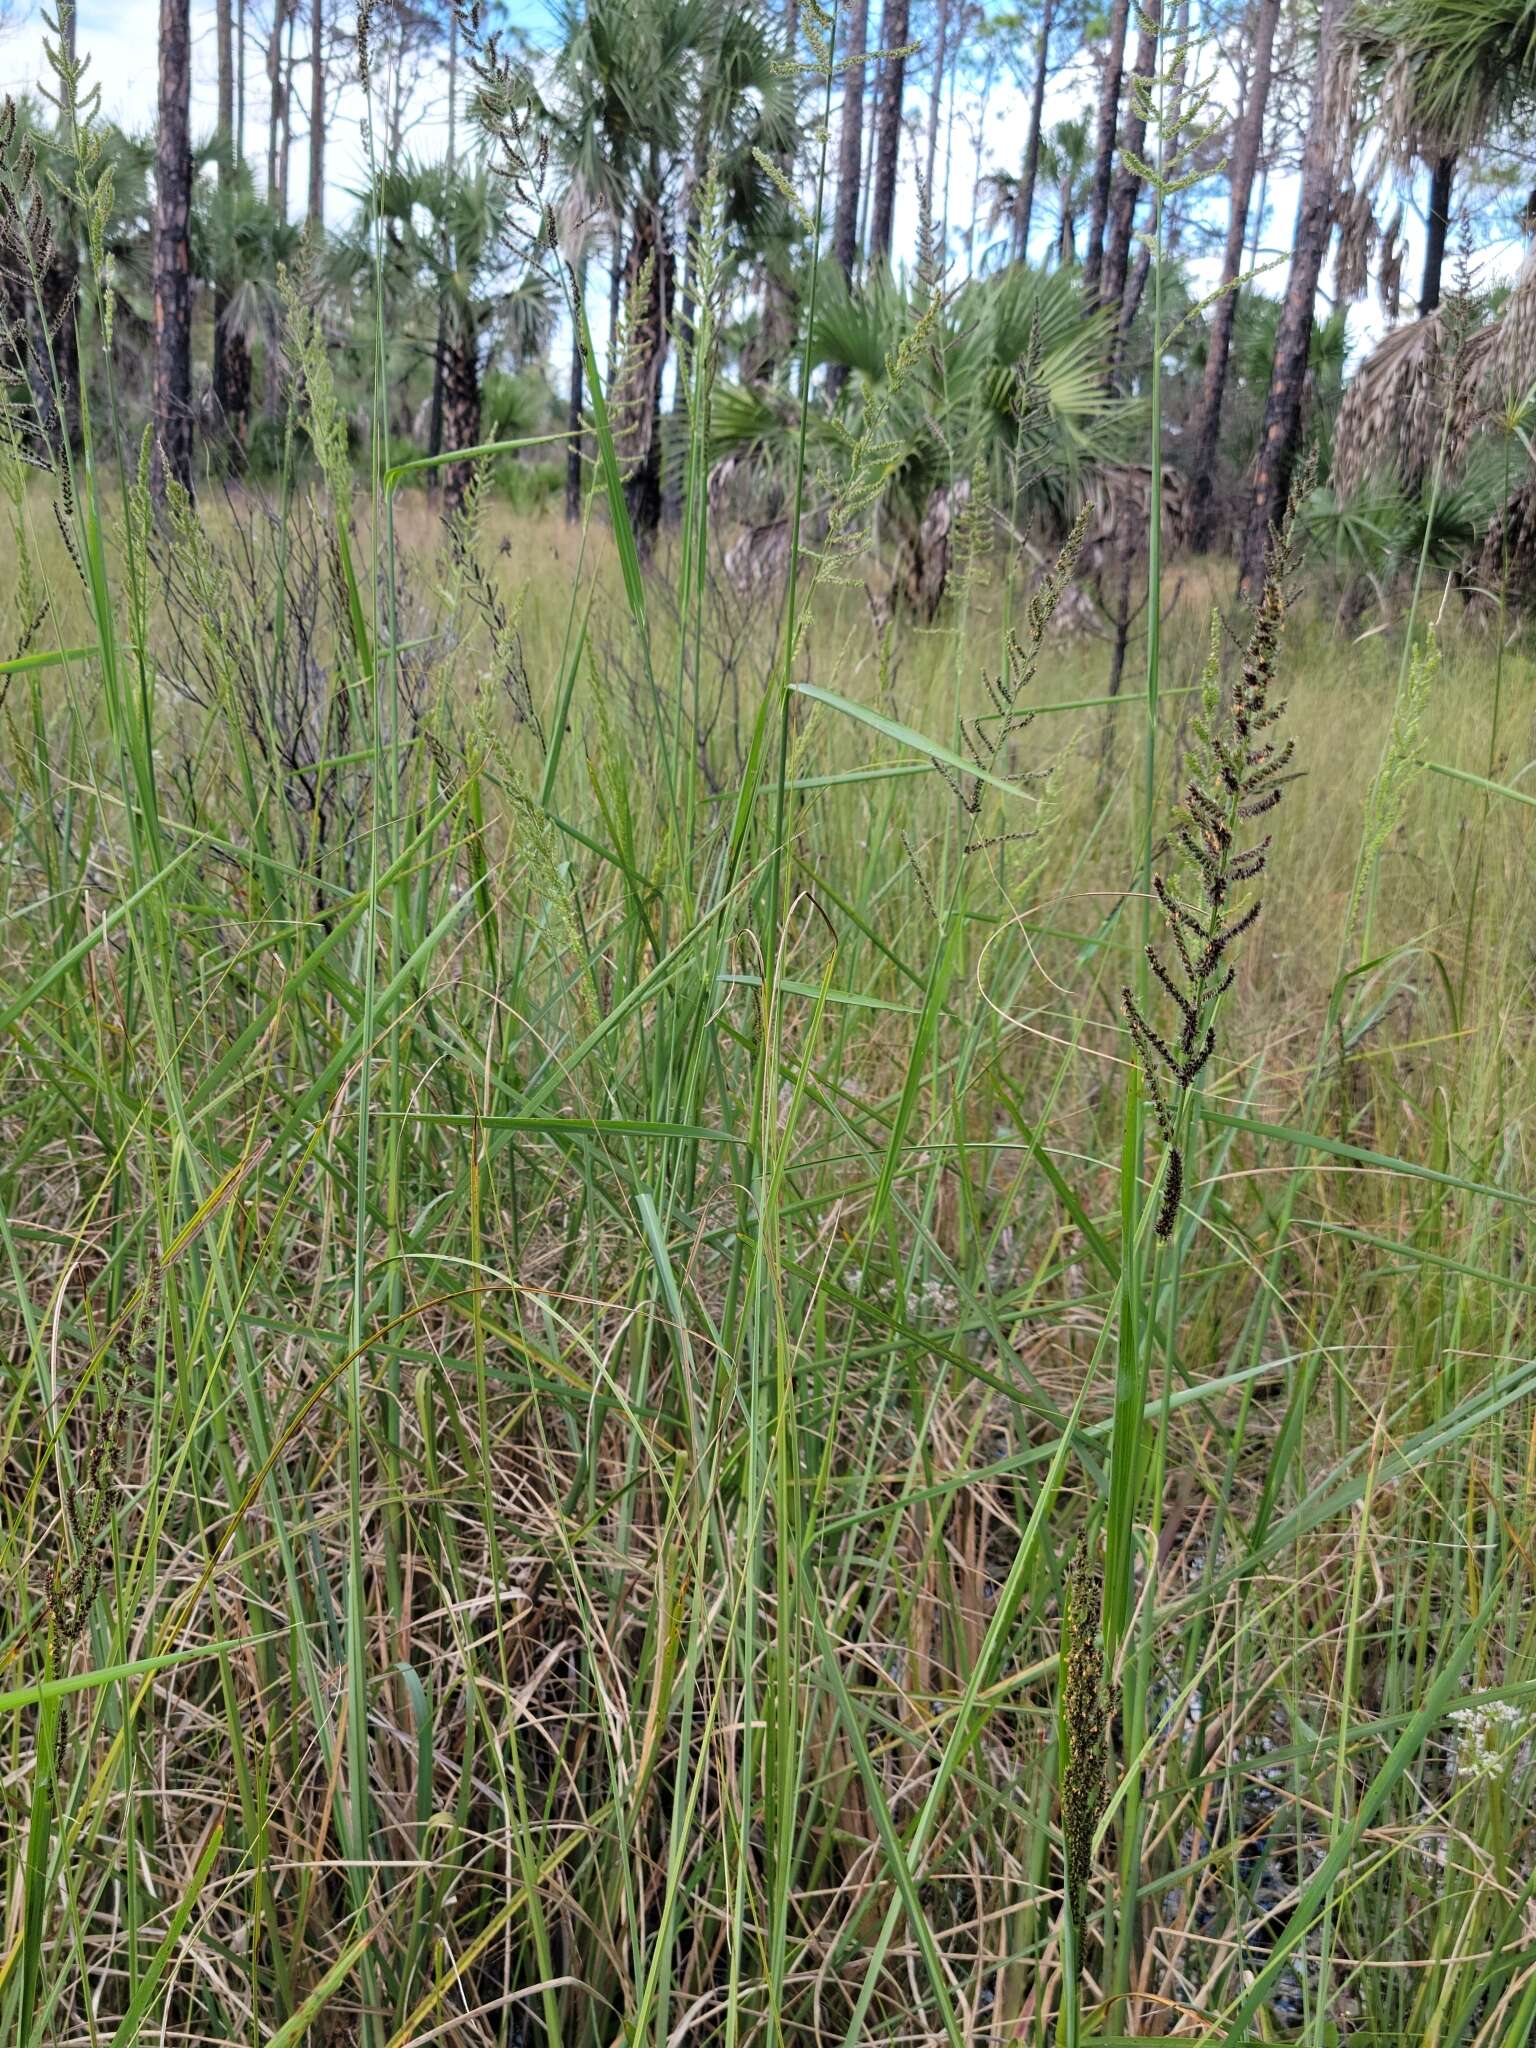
xmin=1056 ymin=1532 xmax=1108 ymax=2043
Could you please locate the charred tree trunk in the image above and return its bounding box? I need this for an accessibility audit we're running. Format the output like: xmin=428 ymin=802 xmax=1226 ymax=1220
xmin=153 ymin=0 xmax=194 ymax=501
xmin=869 ymin=0 xmax=909 ymax=266
xmin=307 ymin=0 xmax=325 ymax=229
xmin=1420 ymin=151 xmax=1455 ymax=315
xmin=223 ymin=326 xmax=253 ymax=445
xmin=1100 ymin=2 xmax=1159 ymax=324
xmin=1082 ymin=0 xmax=1130 ymax=299
xmin=1012 ymin=0 xmax=1054 ymax=261
xmin=1239 ymin=0 xmax=1347 ymax=594
xmin=441 ymin=318 xmax=481 ymax=514
xmin=616 ymin=194 xmax=672 ymax=546
xmin=1187 ymin=0 xmax=1278 ymax=552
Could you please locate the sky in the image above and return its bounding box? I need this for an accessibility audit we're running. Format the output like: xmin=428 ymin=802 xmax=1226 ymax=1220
xmin=0 ymin=0 xmax=1527 ymax=370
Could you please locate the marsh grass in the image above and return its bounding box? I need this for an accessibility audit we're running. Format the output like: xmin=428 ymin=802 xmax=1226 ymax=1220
xmin=0 ymin=4 xmax=1535 ymax=2044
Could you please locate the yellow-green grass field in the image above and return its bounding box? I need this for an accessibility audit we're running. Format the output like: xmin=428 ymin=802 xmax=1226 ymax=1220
xmin=2 ymin=465 xmax=1535 ymax=2046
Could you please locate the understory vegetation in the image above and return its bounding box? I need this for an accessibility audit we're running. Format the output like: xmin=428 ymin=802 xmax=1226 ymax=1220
xmin=2 ymin=2 xmax=1536 ymax=2045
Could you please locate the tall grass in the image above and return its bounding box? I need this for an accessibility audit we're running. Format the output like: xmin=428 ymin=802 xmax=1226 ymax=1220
xmin=1 ymin=6 xmax=1535 ymax=2045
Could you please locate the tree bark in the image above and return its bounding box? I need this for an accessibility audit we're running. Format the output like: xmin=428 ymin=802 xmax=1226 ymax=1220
xmin=442 ymin=318 xmax=480 ymax=513
xmin=1082 ymin=0 xmax=1130 ymax=299
xmin=214 ymin=0 xmax=235 ymax=442
xmin=267 ymin=0 xmax=289 ymax=210
xmin=217 ymin=0 xmax=234 ymax=159
xmin=1100 ymin=2 xmax=1159 ymax=322
xmin=237 ymin=0 xmax=247 ymax=163
xmin=279 ymin=3 xmax=298 ymax=213
xmin=153 ymin=0 xmax=194 ymax=501
xmin=1239 ymin=0 xmax=1348 ymax=594
xmin=307 ymin=0 xmax=325 ymax=229
xmin=832 ymin=0 xmax=869 ymax=281
xmin=1012 ymin=0 xmax=1054 ymax=261
xmin=869 ymin=0 xmax=909 ymax=266
xmin=1419 ymin=151 xmax=1454 ymax=315
xmin=1187 ymin=0 xmax=1278 ymax=552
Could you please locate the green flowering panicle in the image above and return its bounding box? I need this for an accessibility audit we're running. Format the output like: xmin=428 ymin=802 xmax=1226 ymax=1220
xmin=947 ymin=457 xmax=995 ymax=604
xmin=930 ymin=504 xmax=1090 ymax=853
xmin=1059 ymin=1536 xmax=1107 ymax=1966
xmin=1122 ymin=474 xmax=1305 ymax=1240
xmin=277 ymin=261 xmax=353 ymax=517
xmin=444 ymin=463 xmax=542 ymax=741
xmin=1348 ymin=628 xmax=1436 ymax=945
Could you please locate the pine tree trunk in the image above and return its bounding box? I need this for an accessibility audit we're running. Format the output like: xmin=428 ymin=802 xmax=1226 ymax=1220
xmin=237 ymin=0 xmax=247 ymax=162
xmin=217 ymin=0 xmax=234 ymax=157
xmin=307 ymin=0 xmax=325 ymax=229
xmin=859 ymin=72 xmax=878 ymax=253
xmin=267 ymin=0 xmax=288 ymax=209
xmin=214 ymin=0 xmax=234 ymax=444
xmin=442 ymin=320 xmax=481 ymax=514
xmin=1100 ymin=3 xmax=1159 ymax=323
xmin=1012 ymin=0 xmax=1054 ymax=261
xmin=1239 ymin=0 xmax=1347 ymax=594
xmin=832 ymin=0 xmax=869 ymax=281
xmin=869 ymin=0 xmax=909 ymax=266
xmin=1082 ymin=0 xmax=1129 ymax=299
xmin=279 ymin=5 xmax=297 ymax=213
xmin=153 ymin=0 xmax=194 ymax=501
xmin=1187 ymin=0 xmax=1278 ymax=552
xmin=1420 ymin=152 xmax=1455 ymax=315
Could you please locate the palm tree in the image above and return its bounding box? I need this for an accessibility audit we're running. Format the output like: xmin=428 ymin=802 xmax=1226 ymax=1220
xmin=153 ymin=0 xmax=194 ymax=499
xmin=362 ymin=156 xmax=521 ymax=508
xmin=714 ymin=262 xmax=1134 ymax=611
xmin=1041 ymin=117 xmax=1091 ymax=267
xmin=554 ymin=0 xmax=795 ymax=541
xmin=194 ymin=167 xmax=302 ymax=448
xmin=1357 ymin=0 xmax=1536 ymax=315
